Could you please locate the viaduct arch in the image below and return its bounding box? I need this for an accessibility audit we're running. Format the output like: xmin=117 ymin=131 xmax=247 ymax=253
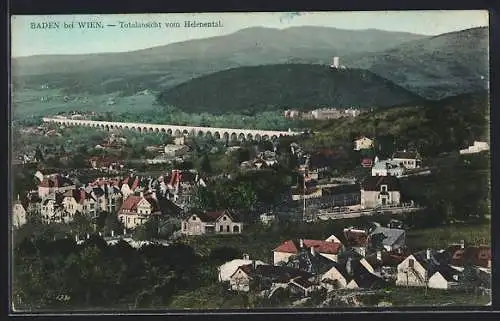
xmin=42 ymin=117 xmax=299 ymax=141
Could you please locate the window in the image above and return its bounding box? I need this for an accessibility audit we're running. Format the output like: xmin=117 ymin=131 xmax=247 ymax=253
xmin=192 ymin=216 xmax=197 ymax=221
xmin=233 ymin=225 xmax=240 ymax=233
xmin=183 ymin=223 xmax=187 ymax=230
xmin=226 ymin=226 xmax=230 ymax=232
xmin=408 ymin=259 xmax=414 ymax=268
xmin=219 ymin=226 xmax=223 ymax=232
xmin=223 ymin=216 xmax=227 ymax=221
xmin=127 ymin=217 xmax=130 ymax=223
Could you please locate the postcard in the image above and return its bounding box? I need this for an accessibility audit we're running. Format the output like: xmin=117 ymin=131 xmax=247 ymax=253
xmin=10 ymin=11 xmax=491 ymax=312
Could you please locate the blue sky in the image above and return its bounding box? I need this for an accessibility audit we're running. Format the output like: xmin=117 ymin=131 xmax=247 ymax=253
xmin=11 ymin=11 xmax=488 ymax=57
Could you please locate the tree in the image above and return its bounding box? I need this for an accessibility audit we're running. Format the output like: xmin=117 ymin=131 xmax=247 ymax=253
xmin=199 ymin=154 xmax=212 ymax=175
xmin=35 ymin=146 xmax=44 ymax=162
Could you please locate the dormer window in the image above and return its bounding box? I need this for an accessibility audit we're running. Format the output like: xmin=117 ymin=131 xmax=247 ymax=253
xmin=192 ymin=216 xmax=197 ymax=221
xmin=380 ymin=185 xmax=387 ymax=192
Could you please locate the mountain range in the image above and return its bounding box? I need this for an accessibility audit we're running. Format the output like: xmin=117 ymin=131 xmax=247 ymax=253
xmin=11 ymin=26 xmax=489 ymax=102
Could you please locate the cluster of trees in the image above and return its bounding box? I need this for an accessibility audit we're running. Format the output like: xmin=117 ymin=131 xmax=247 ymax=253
xmin=400 ymin=151 xmax=490 ymax=226
xmin=190 ymin=169 xmax=294 ymax=218
xmin=13 ymin=235 xmax=202 ymax=310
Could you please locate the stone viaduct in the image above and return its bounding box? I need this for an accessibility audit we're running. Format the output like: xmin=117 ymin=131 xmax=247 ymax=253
xmin=42 ymin=117 xmax=300 ymax=141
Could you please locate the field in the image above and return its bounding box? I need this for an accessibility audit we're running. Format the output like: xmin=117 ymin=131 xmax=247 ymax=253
xmin=405 ymin=222 xmax=490 ymax=250
xmin=11 ymin=88 xmax=158 ymax=119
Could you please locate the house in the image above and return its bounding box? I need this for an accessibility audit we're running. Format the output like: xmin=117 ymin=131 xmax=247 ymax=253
xmin=369 ymin=226 xmax=406 ymax=252
xmin=12 ymin=195 xmax=27 ymax=228
xmin=396 ymin=249 xmax=461 ymax=289
xmin=164 ymin=144 xmax=190 ymax=157
xmin=41 ymin=196 xmax=73 ymax=224
xmin=273 ymin=238 xmax=343 ymax=265
xmin=459 ymin=141 xmax=489 ymax=155
xmin=218 ymin=254 xmax=267 ymax=282
xmin=360 ymin=176 xmax=401 ymax=209
xmin=38 ymin=174 xmax=76 ymax=198
xmin=365 ymin=250 xmax=407 ymax=281
xmin=392 ymin=150 xmax=422 ymax=169
xmin=181 ymin=210 xmax=243 ymax=236
xmin=343 ymin=227 xmax=369 ymax=256
xmin=61 ymin=189 xmax=98 ymax=217
xmin=371 ymin=159 xmax=406 ymax=177
xmin=260 ymin=212 xmax=277 ymax=226
xmin=229 ymin=263 xmax=316 ymax=295
xmin=120 ymin=176 xmax=141 ymax=200
xmin=361 ymin=158 xmax=373 ymax=168
xmin=321 ymin=254 xmax=385 ymax=290
xmin=117 ymin=192 xmax=162 ymax=230
xmin=354 ymin=136 xmax=374 ymax=151
xmin=26 ymin=192 xmax=42 ymax=215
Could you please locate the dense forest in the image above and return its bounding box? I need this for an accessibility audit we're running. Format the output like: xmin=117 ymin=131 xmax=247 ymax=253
xmin=157 ymin=64 xmax=424 ymax=115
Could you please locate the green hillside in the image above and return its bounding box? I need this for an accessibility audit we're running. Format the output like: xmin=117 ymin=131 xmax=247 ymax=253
xmin=305 ymin=90 xmax=489 ymax=157
xmin=157 ymin=64 xmax=425 ymax=115
xmin=344 ymin=27 xmax=489 ymax=99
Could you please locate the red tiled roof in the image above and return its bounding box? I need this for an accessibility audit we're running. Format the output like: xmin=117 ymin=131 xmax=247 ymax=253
xmin=118 ymin=195 xmax=160 ymax=214
xmin=119 ymin=195 xmax=142 ymax=212
xmin=273 ymin=239 xmax=342 ymax=255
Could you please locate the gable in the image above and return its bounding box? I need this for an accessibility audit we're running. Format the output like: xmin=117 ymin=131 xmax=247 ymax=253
xmin=400 ymin=255 xmax=425 ymax=273
xmin=429 ymin=271 xmax=447 ymax=284
xmin=230 ymin=267 xmax=252 ymax=280
xmin=137 ymin=198 xmax=151 ymax=208
xmin=218 ymin=214 xmax=233 ymax=223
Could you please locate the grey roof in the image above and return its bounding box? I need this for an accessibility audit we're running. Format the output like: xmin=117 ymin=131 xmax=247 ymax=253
xmin=369 ymin=226 xmax=405 ymax=247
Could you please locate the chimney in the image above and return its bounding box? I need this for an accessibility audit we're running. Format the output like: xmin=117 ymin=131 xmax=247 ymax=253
xmin=123 ymin=228 xmax=126 ymax=236
xmin=377 ymin=250 xmax=382 ymax=261
xmin=86 ymin=233 xmax=90 ymax=240
xmin=75 ymin=234 xmax=79 ymax=242
xmin=299 ymin=239 xmax=304 ymax=248
xmin=426 ymin=249 xmax=431 ymax=260
xmin=460 ymin=239 xmax=465 ymax=249
xmin=111 ymin=230 xmax=114 ymax=237
xmin=252 ymin=260 xmax=256 ymax=270
xmin=98 ymin=232 xmax=102 ymax=237
xmin=310 ymin=246 xmax=316 ymax=256
xmin=243 ymin=253 xmax=250 ymax=260
xmin=140 ymin=191 xmax=144 ymax=198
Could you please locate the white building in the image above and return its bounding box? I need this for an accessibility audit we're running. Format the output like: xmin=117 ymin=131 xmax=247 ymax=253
xmin=360 ymin=176 xmax=401 ymax=209
xmin=330 ymin=56 xmax=340 ymax=69
xmin=354 ymin=137 xmax=374 ymax=151
xmin=396 ymin=249 xmax=461 ymax=289
xmin=371 ymin=159 xmax=406 ymax=177
xmin=459 ymin=141 xmax=489 ymax=155
xmin=12 ymin=195 xmax=27 ymax=228
xmin=218 ymin=255 xmax=267 ymax=282
xmin=164 ymin=144 xmax=190 ymax=157
xmin=392 ymin=151 xmax=422 ymax=169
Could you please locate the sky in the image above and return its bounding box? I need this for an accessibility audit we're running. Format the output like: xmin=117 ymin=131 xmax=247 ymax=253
xmin=11 ymin=10 xmax=488 ymax=57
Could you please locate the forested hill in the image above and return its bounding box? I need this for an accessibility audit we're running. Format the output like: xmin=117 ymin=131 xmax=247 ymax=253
xmin=157 ymin=64 xmax=425 ymax=115
xmin=343 ymin=27 xmax=489 ymax=99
